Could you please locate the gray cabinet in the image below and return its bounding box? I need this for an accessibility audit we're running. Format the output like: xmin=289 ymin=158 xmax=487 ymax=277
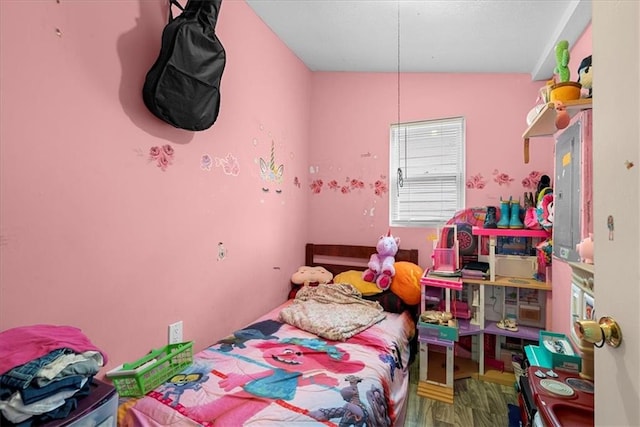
xmin=553 ymin=110 xmax=593 ymax=261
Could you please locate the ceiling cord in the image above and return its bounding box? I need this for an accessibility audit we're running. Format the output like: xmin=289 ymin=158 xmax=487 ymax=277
xmin=396 ymin=0 xmax=403 ymax=191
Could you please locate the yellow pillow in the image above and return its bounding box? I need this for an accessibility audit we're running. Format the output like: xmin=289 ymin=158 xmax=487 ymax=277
xmin=333 ymin=270 xmax=383 ymax=296
xmin=390 ymin=261 xmax=423 ymax=305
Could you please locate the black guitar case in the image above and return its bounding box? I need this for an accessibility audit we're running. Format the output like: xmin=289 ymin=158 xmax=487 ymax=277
xmin=143 ymin=0 xmax=226 ymax=131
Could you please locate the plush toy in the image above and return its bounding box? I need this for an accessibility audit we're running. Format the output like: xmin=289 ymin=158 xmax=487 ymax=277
xmin=578 ymin=55 xmax=593 ymax=98
xmin=390 ymin=261 xmax=423 ymax=305
xmin=289 ymin=266 xmax=333 ymax=299
xmin=362 ymin=231 xmax=400 ymax=291
xmin=554 ymin=40 xmax=571 ymax=83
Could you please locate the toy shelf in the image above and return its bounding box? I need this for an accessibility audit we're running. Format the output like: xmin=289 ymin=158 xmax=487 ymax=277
xmin=463 ymin=276 xmax=552 ymax=291
xmin=522 ymin=99 xmax=593 ymax=139
xmin=484 ymin=321 xmax=542 ymax=341
xmin=521 ymin=98 xmax=593 ymax=163
xmin=457 ymin=318 xmax=482 ymax=337
xmin=472 ymin=227 xmax=550 ymax=238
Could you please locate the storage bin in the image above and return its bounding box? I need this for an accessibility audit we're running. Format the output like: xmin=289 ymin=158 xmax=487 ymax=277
xmin=418 ymin=320 xmax=459 ymax=342
xmin=106 ymin=341 xmax=193 ymax=397
xmin=495 ymin=255 xmax=538 ymax=279
xmin=538 ymin=331 xmax=581 ymax=372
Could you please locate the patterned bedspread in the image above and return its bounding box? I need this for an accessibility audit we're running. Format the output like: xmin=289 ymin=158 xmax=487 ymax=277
xmin=119 ymin=301 xmax=415 ymax=426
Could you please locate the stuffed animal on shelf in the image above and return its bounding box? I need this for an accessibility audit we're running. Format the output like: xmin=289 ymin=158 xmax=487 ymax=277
xmin=362 ymin=230 xmax=400 ymax=291
xmin=554 ymin=100 xmax=570 ymax=130
xmin=578 ymin=55 xmax=593 ymax=98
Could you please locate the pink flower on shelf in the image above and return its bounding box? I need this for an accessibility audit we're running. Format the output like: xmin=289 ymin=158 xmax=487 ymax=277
xmin=341 ymin=186 xmax=351 ymax=194
xmin=466 ymin=173 xmax=487 ymax=189
xmin=328 ymin=180 xmax=340 ymax=190
xmin=493 ymin=173 xmax=514 ymax=186
xmin=373 ymin=180 xmax=388 ymax=196
xmin=310 ymin=179 xmax=323 ymax=194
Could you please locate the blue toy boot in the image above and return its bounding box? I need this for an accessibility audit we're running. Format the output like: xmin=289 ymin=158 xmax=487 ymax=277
xmin=497 ymin=197 xmax=511 ymax=228
xmin=509 ymin=199 xmax=524 ymax=229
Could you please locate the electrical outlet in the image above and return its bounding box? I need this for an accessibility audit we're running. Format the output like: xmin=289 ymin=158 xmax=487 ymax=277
xmin=168 ymin=321 xmax=183 ymax=344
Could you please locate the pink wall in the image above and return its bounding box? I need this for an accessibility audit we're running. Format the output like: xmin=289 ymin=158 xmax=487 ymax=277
xmin=0 ymin=0 xmax=311 ymax=373
xmin=0 ymin=0 xmax=587 ymax=378
xmin=307 ymin=72 xmax=554 ymax=266
xmin=550 ymin=23 xmax=593 ymax=337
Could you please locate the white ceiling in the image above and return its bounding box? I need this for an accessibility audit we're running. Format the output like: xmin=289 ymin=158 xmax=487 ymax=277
xmin=246 ymin=0 xmax=592 ymax=81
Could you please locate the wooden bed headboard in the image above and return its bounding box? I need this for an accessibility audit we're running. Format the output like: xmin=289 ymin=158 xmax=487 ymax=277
xmin=305 ymin=243 xmax=420 ymax=277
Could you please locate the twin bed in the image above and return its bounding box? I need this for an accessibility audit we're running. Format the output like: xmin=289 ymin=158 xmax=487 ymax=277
xmin=118 ymin=244 xmax=420 ymax=426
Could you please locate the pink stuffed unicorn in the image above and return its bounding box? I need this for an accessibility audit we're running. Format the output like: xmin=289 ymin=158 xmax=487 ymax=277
xmin=362 ymin=231 xmax=400 ymax=291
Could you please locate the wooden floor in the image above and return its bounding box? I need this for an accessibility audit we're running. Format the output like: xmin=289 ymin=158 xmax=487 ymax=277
xmin=404 ymin=359 xmax=519 ymax=427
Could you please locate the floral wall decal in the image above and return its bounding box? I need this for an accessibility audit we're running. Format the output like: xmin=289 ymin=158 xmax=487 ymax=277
xmin=310 ymin=179 xmax=323 ymax=194
xmin=149 ymin=144 xmax=174 ymax=171
xmin=492 ymin=169 xmax=514 ymax=186
xmin=466 ymin=173 xmax=487 ymax=189
xmin=201 ymin=154 xmax=213 ymax=171
xmin=215 ymin=153 xmax=240 ymax=176
xmin=310 ymin=173 xmax=388 ymax=196
xmin=372 ymin=179 xmax=388 ymax=196
xmin=522 ymin=170 xmax=543 ymax=189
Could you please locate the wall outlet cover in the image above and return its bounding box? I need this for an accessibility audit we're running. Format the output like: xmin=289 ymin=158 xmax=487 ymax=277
xmin=168 ymin=321 xmax=183 ymax=344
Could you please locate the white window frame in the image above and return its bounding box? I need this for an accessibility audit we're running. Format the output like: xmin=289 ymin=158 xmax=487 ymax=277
xmin=389 ymin=117 xmax=466 ymax=227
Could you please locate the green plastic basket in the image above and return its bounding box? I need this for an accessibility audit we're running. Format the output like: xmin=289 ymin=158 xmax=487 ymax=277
xmin=106 ymin=341 xmax=193 ymax=397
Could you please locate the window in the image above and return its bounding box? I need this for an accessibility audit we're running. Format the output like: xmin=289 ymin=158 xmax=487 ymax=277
xmin=389 ymin=117 xmax=465 ymax=227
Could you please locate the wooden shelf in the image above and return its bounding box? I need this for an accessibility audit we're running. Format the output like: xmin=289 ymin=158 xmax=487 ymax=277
xmin=472 ymin=226 xmax=550 ymax=238
xmin=484 ymin=320 xmax=542 ymax=341
xmin=463 ymin=276 xmax=551 ymax=291
xmin=522 ymin=99 xmax=593 ymax=139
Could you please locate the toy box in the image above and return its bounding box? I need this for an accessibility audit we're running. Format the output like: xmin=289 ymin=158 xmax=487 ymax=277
xmin=495 ymin=255 xmax=538 ymax=279
xmin=418 ymin=320 xmax=459 ymax=342
xmin=497 ymin=236 xmax=532 ymax=256
xmin=527 ymin=331 xmax=582 ymax=372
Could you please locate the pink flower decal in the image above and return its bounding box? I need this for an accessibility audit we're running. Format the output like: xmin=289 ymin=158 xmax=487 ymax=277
xmin=349 ymin=179 xmax=365 ymax=190
xmin=493 ymin=172 xmax=514 ymax=186
xmin=310 ymin=179 xmax=323 ymax=194
xmin=373 ymin=180 xmax=388 ymax=196
xmin=522 ymin=171 xmax=543 ymax=189
xmin=149 ymin=146 xmax=161 ymax=159
xmin=340 ymin=186 xmax=351 ymax=194
xmin=215 ymin=153 xmax=240 ymax=176
xmin=149 ymin=144 xmax=174 ymax=171
xmin=328 ymin=180 xmax=340 ymax=190
xmin=466 ymin=174 xmax=487 ymax=189
xmin=162 ymin=144 xmax=174 ymax=156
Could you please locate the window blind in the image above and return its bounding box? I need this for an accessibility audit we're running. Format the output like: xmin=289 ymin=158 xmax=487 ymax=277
xmin=389 ymin=117 xmax=465 ymax=226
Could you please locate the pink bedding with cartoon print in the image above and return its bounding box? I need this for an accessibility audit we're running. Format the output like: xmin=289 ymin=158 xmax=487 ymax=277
xmin=119 ymin=301 xmax=415 ymax=426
